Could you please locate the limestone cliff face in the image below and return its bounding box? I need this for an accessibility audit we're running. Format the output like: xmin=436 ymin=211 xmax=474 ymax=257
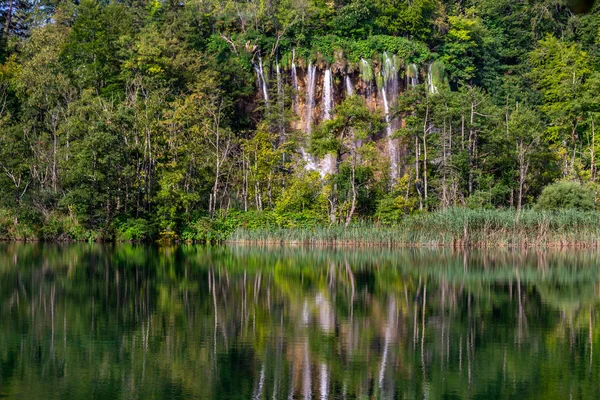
xmin=254 ymin=57 xmax=424 ymax=181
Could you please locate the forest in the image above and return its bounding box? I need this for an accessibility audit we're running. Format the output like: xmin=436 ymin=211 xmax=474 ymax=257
xmin=2 ymin=0 xmax=600 ymax=242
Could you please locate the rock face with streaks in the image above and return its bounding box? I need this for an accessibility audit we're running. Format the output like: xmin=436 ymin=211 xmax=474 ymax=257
xmin=253 ymin=53 xmax=432 ymax=181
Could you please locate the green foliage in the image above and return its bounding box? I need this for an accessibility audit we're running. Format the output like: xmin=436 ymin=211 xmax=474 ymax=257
xmin=1 ymin=0 xmax=600 ymax=242
xmin=232 ymin=208 xmax=600 ymax=247
xmin=38 ymin=213 xmax=98 ymax=242
xmin=535 ymin=181 xmax=596 ymax=211
xmin=375 ymin=174 xmax=418 ymax=224
xmin=115 ymin=218 xmax=155 ymax=242
xmin=274 ymin=173 xmax=326 ymax=218
xmin=439 ymin=15 xmax=491 ymax=84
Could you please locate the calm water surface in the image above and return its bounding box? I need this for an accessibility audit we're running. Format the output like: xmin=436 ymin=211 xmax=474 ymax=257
xmin=0 ymin=244 xmax=599 ymax=399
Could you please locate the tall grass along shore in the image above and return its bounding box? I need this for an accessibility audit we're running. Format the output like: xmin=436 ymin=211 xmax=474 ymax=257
xmin=4 ymin=208 xmax=600 ymax=248
xmin=229 ymin=209 xmax=600 ymax=248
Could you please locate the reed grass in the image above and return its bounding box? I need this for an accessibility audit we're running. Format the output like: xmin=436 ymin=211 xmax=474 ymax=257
xmin=228 ymin=208 xmax=600 ymax=248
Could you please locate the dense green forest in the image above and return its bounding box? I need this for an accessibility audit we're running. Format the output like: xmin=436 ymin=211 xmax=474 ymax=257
xmin=2 ymin=0 xmax=600 ymax=241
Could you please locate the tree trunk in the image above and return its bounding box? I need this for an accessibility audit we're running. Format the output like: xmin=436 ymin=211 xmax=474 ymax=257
xmin=423 ymin=100 xmax=429 ymax=203
xmin=517 ymin=142 xmax=529 ymax=212
xmin=468 ymin=102 xmax=475 ymax=196
xmin=242 ymin=154 xmax=248 ymax=212
xmin=592 ymin=116 xmax=596 ymax=183
xmin=345 ymin=154 xmax=357 ymax=228
xmin=329 ymin=182 xmax=337 ymax=225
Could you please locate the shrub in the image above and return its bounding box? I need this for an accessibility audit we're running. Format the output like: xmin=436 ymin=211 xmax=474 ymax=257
xmin=116 ymin=218 xmax=155 ymax=242
xmin=535 ymin=181 xmax=595 ymax=211
xmin=375 ymin=195 xmax=417 ymax=224
xmin=39 ymin=212 xmax=96 ymax=242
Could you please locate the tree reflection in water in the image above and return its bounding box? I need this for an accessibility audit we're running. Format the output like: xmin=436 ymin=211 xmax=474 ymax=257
xmin=0 ymin=244 xmax=599 ymax=399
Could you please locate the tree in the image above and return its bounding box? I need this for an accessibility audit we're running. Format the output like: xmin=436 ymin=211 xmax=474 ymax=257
xmin=529 ymin=35 xmax=591 ymax=176
xmin=506 ymin=106 xmax=543 ymax=210
xmin=535 ymin=181 xmax=595 ymax=211
xmin=311 ymin=95 xmax=382 ymax=225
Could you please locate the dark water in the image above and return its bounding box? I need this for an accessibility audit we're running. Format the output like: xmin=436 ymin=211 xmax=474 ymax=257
xmin=0 ymin=244 xmax=599 ymax=399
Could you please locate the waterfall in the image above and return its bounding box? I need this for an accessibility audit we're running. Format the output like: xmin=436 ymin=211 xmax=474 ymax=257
xmin=381 ymin=87 xmax=398 ymax=182
xmin=254 ymin=54 xmax=269 ymax=107
xmin=301 ymin=64 xmax=319 ymax=175
xmin=381 ymin=52 xmax=399 ymax=99
xmin=427 ymin=63 xmax=438 ymax=94
xmin=301 ymin=148 xmax=334 ymax=179
xmin=321 ymin=69 xmax=337 ymax=177
xmin=407 ymin=63 xmax=419 ymax=88
xmin=291 ymin=49 xmax=300 ymax=115
xmin=381 ymin=52 xmax=400 ymax=182
xmin=345 ymin=75 xmax=354 ymax=96
xmin=305 ymin=63 xmax=317 ymax=133
xmin=302 ymin=64 xmax=336 ymax=178
xmin=300 ymin=148 xmax=319 ymax=172
xmin=359 ymin=58 xmax=374 ymax=104
xmin=322 ymin=69 xmax=334 ymax=120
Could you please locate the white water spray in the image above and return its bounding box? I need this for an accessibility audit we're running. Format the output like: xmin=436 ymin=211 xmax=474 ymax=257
xmin=360 ymin=58 xmax=373 ymax=103
xmin=407 ymin=63 xmax=419 ymax=88
xmin=305 ymin=63 xmax=317 ymax=133
xmin=345 ymin=75 xmax=354 ymax=96
xmin=427 ymin=63 xmax=438 ymax=94
xmin=254 ymin=54 xmax=269 ymax=107
xmin=381 ymin=87 xmax=398 ymax=182
xmin=381 ymin=53 xmax=400 ymax=182
xmin=291 ymin=49 xmax=300 ymax=115
xmin=322 ymin=69 xmax=334 ymax=120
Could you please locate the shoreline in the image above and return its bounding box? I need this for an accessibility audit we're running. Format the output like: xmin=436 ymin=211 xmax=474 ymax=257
xmin=3 ymin=237 xmax=600 ymax=249
xmin=4 ymin=208 xmax=600 ymax=248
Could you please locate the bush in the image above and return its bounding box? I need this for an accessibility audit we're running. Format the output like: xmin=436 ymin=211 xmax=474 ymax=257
xmin=116 ymin=218 xmax=155 ymax=242
xmin=181 ymin=211 xmax=245 ymax=243
xmin=535 ymin=181 xmax=595 ymax=212
xmin=0 ymin=208 xmax=38 ymax=241
xmin=375 ymin=195 xmax=417 ymax=224
xmin=39 ymin=212 xmax=97 ymax=242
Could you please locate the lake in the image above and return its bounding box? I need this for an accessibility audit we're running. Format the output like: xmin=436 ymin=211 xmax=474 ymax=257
xmin=0 ymin=244 xmax=598 ymax=399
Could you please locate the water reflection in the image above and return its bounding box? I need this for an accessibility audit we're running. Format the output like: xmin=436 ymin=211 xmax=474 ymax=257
xmin=0 ymin=244 xmax=599 ymax=399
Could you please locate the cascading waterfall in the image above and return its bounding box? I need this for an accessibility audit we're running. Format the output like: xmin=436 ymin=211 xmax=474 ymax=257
xmin=382 ymin=53 xmax=399 ymax=99
xmin=299 ymin=65 xmax=335 ymax=178
xmin=291 ymin=49 xmax=300 ymax=115
xmin=301 ymin=63 xmax=324 ymax=177
xmin=381 ymin=52 xmax=400 ymax=182
xmin=322 ymin=69 xmax=334 ymax=120
xmin=427 ymin=63 xmax=438 ymax=94
xmin=360 ymin=58 xmax=373 ymax=103
xmin=407 ymin=63 xmax=419 ymax=88
xmin=300 ymin=148 xmax=319 ymax=171
xmin=254 ymin=54 xmax=269 ymax=107
xmin=345 ymin=75 xmax=354 ymax=96
xmin=381 ymin=87 xmax=397 ymax=181
xmin=305 ymin=63 xmax=317 ymax=133
xmin=319 ymin=69 xmax=337 ymax=177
